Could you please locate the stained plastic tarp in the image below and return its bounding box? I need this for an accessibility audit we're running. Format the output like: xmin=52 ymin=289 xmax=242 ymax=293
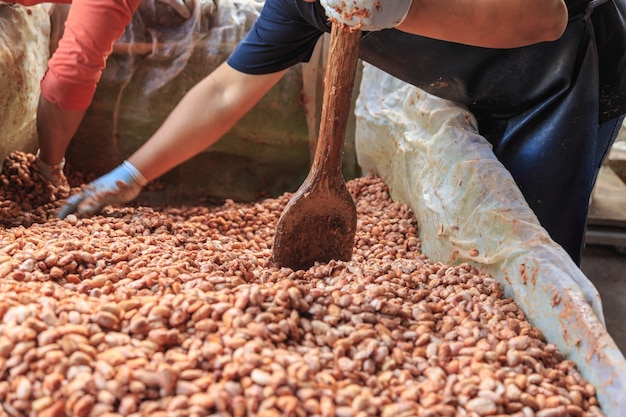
xmin=65 ymin=0 xmax=345 ymax=202
xmin=0 ymin=4 xmax=50 ymax=164
xmin=355 ymin=63 xmax=626 ymax=415
xmin=67 ymin=0 xmax=299 ymax=193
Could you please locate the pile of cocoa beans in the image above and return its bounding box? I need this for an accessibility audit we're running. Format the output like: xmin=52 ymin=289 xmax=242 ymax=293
xmin=0 ymin=151 xmax=604 ymax=417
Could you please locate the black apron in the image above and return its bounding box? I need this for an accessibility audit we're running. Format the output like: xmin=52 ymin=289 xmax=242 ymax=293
xmin=591 ymin=0 xmax=626 ymax=122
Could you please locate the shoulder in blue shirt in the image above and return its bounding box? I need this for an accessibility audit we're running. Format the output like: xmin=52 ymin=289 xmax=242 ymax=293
xmin=227 ymin=0 xmax=330 ymax=74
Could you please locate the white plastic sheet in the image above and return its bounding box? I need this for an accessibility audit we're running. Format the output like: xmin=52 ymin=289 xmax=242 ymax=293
xmin=355 ymin=63 xmax=626 ymax=415
xmin=0 ymin=4 xmax=50 ymax=165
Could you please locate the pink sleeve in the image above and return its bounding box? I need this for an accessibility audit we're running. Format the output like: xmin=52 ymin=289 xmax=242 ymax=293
xmin=40 ymin=0 xmax=143 ymax=110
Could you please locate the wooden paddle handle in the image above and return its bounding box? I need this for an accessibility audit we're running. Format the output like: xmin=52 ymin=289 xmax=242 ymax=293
xmin=312 ymin=24 xmax=362 ymax=177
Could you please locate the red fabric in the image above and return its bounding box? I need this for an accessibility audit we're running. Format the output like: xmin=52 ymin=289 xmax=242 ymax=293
xmin=36 ymin=0 xmax=142 ymax=110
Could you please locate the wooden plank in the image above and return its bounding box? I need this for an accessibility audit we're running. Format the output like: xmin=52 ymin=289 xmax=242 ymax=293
xmin=588 ymin=165 xmax=626 ymax=227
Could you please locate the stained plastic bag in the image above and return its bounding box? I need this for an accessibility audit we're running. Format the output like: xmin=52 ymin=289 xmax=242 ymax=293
xmin=0 ymin=4 xmax=50 ymax=165
xmin=355 ymin=63 xmax=626 ymax=414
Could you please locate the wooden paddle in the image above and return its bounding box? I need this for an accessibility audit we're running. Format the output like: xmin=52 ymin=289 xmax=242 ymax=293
xmin=271 ymin=24 xmax=361 ymax=270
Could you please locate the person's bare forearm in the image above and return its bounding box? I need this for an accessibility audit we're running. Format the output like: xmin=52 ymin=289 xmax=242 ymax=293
xmin=37 ymin=96 xmax=86 ymax=166
xmin=398 ymin=0 xmax=568 ymax=48
xmin=128 ymin=63 xmax=288 ymax=182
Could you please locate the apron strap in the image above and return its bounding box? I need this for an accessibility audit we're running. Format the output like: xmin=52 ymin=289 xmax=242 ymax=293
xmin=585 ymin=0 xmax=610 ymax=20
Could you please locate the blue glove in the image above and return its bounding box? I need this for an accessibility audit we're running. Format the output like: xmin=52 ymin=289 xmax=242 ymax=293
xmin=320 ymin=0 xmax=413 ymax=31
xmin=58 ymin=161 xmax=147 ymax=219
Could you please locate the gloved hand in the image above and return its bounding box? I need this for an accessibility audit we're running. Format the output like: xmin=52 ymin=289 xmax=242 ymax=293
xmin=320 ymin=0 xmax=413 ymax=31
xmin=58 ymin=161 xmax=147 ymax=219
xmin=35 ymin=150 xmax=68 ymax=189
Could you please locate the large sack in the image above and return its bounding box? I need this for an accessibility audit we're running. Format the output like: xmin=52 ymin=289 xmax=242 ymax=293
xmin=0 ymin=4 xmax=50 ymax=167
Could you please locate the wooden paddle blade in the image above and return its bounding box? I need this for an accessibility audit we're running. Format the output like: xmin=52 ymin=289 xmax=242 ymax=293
xmin=272 ymin=182 xmax=357 ymax=270
xmin=272 ymin=24 xmax=361 ymax=270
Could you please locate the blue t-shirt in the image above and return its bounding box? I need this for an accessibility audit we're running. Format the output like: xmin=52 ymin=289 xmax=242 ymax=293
xmin=227 ymin=0 xmax=590 ymax=116
xmin=227 ymin=0 xmax=330 ymax=75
